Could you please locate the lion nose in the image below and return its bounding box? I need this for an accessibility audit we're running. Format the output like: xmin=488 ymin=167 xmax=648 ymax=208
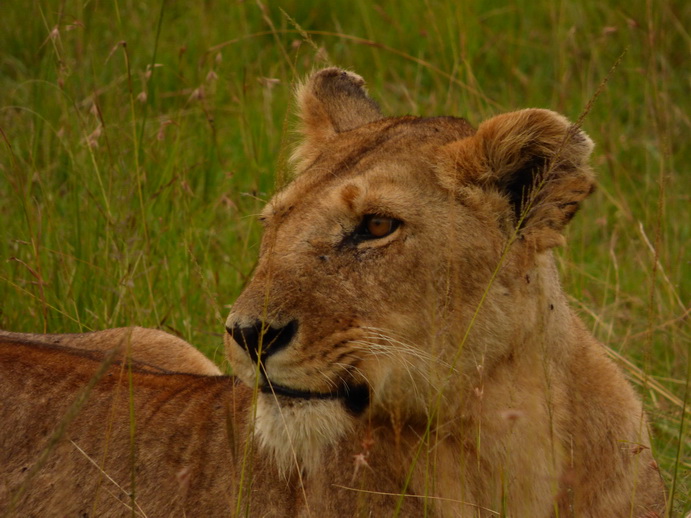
xmin=226 ymin=320 xmax=298 ymax=364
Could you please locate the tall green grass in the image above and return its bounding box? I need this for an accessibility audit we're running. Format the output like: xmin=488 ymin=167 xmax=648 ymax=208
xmin=1 ymin=0 xmax=688 ymax=513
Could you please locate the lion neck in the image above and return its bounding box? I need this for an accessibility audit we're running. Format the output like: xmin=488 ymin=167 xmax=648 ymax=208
xmin=351 ymin=250 xmax=577 ymax=513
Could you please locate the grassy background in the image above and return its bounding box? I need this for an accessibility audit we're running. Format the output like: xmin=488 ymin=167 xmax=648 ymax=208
xmin=1 ymin=0 xmax=688 ymax=513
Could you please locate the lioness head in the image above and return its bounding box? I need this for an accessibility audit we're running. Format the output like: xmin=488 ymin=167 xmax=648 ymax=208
xmin=224 ymin=68 xmax=594 ymax=474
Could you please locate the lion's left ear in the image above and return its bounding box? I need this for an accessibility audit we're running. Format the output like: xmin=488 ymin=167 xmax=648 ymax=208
xmin=444 ymin=109 xmax=595 ymax=250
xmin=291 ymin=68 xmax=384 ymax=172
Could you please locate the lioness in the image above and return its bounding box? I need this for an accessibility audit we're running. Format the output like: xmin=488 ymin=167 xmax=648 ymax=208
xmin=0 ymin=68 xmax=665 ymax=517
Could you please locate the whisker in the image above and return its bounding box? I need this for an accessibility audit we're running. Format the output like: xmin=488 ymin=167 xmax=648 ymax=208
xmin=349 ymin=340 xmax=432 ymax=401
xmin=360 ymin=328 xmax=454 ymax=369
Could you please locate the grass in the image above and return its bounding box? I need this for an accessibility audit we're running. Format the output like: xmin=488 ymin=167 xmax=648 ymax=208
xmin=0 ymin=0 xmax=688 ymax=514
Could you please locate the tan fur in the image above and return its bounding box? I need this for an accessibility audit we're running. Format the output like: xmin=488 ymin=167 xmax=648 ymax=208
xmin=1 ymin=68 xmax=665 ymax=517
xmin=0 ymin=327 xmax=222 ymax=375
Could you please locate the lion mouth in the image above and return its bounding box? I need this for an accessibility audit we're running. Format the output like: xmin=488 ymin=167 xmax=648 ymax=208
xmin=260 ymin=381 xmax=370 ymax=415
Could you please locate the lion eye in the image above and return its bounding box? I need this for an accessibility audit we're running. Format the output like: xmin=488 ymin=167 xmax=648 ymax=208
xmin=366 ymin=216 xmax=394 ymax=237
xmin=357 ymin=215 xmax=401 ymax=240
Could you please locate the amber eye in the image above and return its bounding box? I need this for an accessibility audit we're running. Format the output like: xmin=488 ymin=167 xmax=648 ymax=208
xmin=367 ymin=216 xmax=395 ymax=237
xmin=355 ymin=214 xmax=401 ymax=240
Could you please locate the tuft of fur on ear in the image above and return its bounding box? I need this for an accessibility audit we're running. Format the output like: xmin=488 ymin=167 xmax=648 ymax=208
xmin=291 ymin=68 xmax=384 ymax=172
xmin=444 ymin=109 xmax=595 ymax=250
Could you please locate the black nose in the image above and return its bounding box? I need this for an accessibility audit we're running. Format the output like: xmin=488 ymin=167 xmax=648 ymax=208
xmin=226 ymin=320 xmax=298 ymax=364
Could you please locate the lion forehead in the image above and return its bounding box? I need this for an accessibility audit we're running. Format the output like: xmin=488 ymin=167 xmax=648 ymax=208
xmin=265 ymin=158 xmax=459 ymax=233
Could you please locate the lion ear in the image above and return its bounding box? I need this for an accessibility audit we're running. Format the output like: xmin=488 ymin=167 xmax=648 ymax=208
xmin=445 ymin=109 xmax=595 ymax=250
xmin=291 ymin=68 xmax=384 ymax=172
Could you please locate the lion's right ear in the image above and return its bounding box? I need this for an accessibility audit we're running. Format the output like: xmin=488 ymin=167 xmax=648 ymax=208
xmin=291 ymin=68 xmax=383 ymax=172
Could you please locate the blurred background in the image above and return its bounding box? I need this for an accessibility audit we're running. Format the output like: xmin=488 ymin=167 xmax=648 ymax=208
xmin=0 ymin=0 xmax=688 ymax=511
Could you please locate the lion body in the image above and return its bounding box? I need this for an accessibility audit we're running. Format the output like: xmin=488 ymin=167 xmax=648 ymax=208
xmin=0 ymin=68 xmax=665 ymax=517
xmin=0 ymin=327 xmax=222 ymax=375
xmin=0 ymin=340 xmax=239 ymax=516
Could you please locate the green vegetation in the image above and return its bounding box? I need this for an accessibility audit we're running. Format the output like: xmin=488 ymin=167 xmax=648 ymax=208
xmin=1 ymin=0 xmax=687 ymax=513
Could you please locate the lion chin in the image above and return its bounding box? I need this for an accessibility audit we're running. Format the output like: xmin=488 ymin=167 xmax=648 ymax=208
xmin=254 ymin=394 xmax=352 ymax=477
